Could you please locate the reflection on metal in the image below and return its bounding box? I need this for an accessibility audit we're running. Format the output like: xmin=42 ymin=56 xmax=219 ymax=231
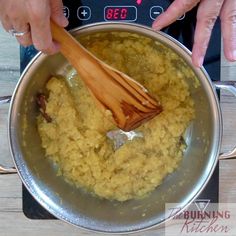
xmin=0 ymin=95 xmax=11 ymax=105
xmin=0 ymin=95 xmax=16 ymax=174
xmin=107 ymin=129 xmax=143 ymax=150
xmin=0 ymin=165 xmax=17 ymax=175
xmin=214 ymin=81 xmax=236 ymax=160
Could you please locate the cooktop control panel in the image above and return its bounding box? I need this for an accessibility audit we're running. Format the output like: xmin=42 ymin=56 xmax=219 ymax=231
xmin=62 ymin=0 xmax=178 ymax=29
xmin=61 ymin=0 xmax=220 ymax=84
xmin=22 ymin=0 xmax=220 ymax=220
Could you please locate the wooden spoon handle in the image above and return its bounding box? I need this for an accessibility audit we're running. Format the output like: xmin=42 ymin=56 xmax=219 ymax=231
xmin=50 ymin=21 xmax=113 ymax=94
xmin=50 ymin=21 xmax=93 ymax=67
xmin=50 ymin=21 xmax=162 ymax=131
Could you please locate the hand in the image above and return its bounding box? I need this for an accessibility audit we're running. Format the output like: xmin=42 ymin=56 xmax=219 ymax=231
xmin=0 ymin=0 xmax=68 ymax=54
xmin=152 ymin=0 xmax=236 ymax=67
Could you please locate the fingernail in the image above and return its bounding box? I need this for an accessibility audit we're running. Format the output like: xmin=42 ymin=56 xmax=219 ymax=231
xmin=194 ymin=56 xmax=204 ymax=68
xmin=152 ymin=21 xmax=162 ymax=31
xmin=53 ymin=42 xmax=60 ymax=52
xmin=61 ymin=17 xmax=69 ymax=27
xmin=57 ymin=15 xmax=69 ymax=27
xmin=231 ymin=50 xmax=236 ymax=61
xmin=47 ymin=42 xmax=60 ymax=55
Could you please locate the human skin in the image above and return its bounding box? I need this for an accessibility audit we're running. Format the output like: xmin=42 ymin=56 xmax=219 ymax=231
xmin=152 ymin=0 xmax=236 ymax=67
xmin=0 ymin=0 xmax=235 ymax=67
xmin=0 ymin=0 xmax=68 ymax=54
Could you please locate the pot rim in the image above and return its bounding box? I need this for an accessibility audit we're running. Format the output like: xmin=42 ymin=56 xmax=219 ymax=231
xmin=8 ymin=22 xmax=222 ymax=233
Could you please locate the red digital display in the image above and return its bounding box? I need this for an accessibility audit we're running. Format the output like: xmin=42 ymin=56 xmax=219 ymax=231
xmin=104 ymin=6 xmax=137 ymax=22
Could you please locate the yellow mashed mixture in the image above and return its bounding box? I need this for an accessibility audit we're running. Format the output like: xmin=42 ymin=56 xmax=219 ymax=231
xmin=37 ymin=32 xmax=195 ymax=201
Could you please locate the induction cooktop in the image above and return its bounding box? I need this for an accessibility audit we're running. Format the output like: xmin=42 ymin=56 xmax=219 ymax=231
xmin=21 ymin=0 xmax=220 ymax=219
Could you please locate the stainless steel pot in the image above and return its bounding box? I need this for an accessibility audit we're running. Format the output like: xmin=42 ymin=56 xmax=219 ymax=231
xmin=1 ymin=23 xmax=236 ymax=233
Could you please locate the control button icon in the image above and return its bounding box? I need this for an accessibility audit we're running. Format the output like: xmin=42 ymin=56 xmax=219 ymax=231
xmin=77 ymin=6 xmax=91 ymax=20
xmin=63 ymin=6 xmax=70 ymax=19
xmin=150 ymin=6 xmax=164 ymax=20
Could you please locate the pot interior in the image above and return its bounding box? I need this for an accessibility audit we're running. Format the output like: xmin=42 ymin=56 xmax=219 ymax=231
xmin=9 ymin=23 xmax=221 ymax=233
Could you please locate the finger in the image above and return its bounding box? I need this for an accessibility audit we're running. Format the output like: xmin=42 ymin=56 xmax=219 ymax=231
xmin=16 ymin=31 xmax=33 ymax=47
xmin=12 ymin=22 xmax=33 ymax=47
xmin=220 ymin=0 xmax=236 ymax=61
xmin=50 ymin=0 xmax=68 ymax=27
xmin=152 ymin=0 xmax=200 ymax=30
xmin=192 ymin=0 xmax=224 ymax=67
xmin=2 ymin=14 xmax=33 ymax=47
xmin=26 ymin=0 xmax=59 ymax=54
xmin=0 ymin=16 xmax=13 ymax=32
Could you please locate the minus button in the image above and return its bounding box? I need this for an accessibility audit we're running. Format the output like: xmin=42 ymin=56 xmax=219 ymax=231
xmin=150 ymin=6 xmax=164 ymax=20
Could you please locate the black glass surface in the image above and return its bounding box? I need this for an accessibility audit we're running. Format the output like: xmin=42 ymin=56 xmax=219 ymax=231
xmin=22 ymin=0 xmax=220 ymax=219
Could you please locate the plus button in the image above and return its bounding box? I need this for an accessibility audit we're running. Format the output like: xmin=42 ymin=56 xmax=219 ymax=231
xmin=77 ymin=6 xmax=91 ymax=20
xmin=81 ymin=10 xmax=88 ymax=17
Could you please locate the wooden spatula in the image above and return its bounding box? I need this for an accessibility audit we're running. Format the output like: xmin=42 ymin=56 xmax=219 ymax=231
xmin=50 ymin=21 xmax=162 ymax=131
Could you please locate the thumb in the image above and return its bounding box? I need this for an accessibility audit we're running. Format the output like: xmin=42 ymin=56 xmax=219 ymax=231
xmin=50 ymin=0 xmax=68 ymax=27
